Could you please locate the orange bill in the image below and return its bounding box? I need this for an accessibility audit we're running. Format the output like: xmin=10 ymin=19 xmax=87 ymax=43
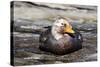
xmin=64 ymin=22 xmax=75 ymax=33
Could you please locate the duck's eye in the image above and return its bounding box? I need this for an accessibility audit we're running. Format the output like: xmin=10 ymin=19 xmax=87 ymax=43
xmin=61 ymin=23 xmax=64 ymax=25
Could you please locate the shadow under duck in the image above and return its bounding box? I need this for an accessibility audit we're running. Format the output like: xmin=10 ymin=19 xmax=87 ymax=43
xmin=39 ymin=17 xmax=83 ymax=55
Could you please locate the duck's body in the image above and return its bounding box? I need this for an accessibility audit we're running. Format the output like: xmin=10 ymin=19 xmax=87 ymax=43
xmin=39 ymin=17 xmax=82 ymax=55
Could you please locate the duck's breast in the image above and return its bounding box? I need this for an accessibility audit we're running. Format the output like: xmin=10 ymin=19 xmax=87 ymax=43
xmin=54 ymin=35 xmax=82 ymax=54
xmin=39 ymin=32 xmax=82 ymax=55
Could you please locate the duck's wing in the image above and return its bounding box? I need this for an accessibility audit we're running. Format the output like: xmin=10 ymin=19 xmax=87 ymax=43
xmin=73 ymin=28 xmax=83 ymax=43
xmin=39 ymin=27 xmax=51 ymax=43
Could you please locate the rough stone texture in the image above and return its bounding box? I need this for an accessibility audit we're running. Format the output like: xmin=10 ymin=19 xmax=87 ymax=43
xmin=11 ymin=1 xmax=97 ymax=66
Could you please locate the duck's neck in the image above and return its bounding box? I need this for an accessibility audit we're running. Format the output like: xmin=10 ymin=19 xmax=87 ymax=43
xmin=51 ymin=26 xmax=64 ymax=40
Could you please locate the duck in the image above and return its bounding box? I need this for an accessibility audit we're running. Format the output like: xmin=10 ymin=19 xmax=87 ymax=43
xmin=39 ymin=17 xmax=83 ymax=55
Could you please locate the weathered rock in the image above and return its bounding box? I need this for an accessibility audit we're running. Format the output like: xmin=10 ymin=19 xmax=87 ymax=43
xmin=13 ymin=19 xmax=52 ymax=33
xmin=11 ymin=1 xmax=97 ymax=66
xmin=12 ymin=1 xmax=97 ymax=22
xmin=77 ymin=23 xmax=97 ymax=32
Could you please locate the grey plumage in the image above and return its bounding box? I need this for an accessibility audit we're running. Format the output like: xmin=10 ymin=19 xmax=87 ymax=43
xmin=39 ymin=28 xmax=82 ymax=55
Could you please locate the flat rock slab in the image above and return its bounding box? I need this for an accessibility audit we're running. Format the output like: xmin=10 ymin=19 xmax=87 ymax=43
xmin=11 ymin=1 xmax=97 ymax=66
xmin=13 ymin=30 xmax=97 ymax=66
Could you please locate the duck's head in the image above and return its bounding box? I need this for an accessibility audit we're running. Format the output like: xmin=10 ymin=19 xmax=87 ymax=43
xmin=53 ymin=17 xmax=75 ymax=34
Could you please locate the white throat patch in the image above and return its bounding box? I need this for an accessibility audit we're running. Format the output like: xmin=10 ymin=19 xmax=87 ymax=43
xmin=51 ymin=26 xmax=63 ymax=40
